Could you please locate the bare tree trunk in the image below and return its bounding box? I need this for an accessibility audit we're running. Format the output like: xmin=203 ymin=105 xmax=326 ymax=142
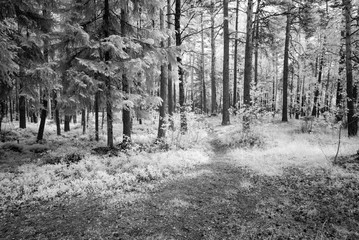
xmin=282 ymin=6 xmax=291 ymax=122
xmin=94 ymin=91 xmax=99 ymax=141
xmin=222 ymin=0 xmax=230 ymax=125
xmin=201 ymin=12 xmax=207 ymax=114
xmin=344 ymin=0 xmax=358 ymax=136
xmin=121 ymin=5 xmax=132 ymax=146
xmin=243 ymin=0 xmax=253 ymax=128
xmin=312 ymin=53 xmax=324 ymax=117
xmin=233 ymin=0 xmax=239 ymax=109
xmin=211 ymin=0 xmax=217 ymax=115
xmin=37 ymin=6 xmax=50 ymax=142
xmin=167 ymin=0 xmax=174 ymax=129
xmin=157 ymin=9 xmax=168 ymax=140
xmin=64 ymin=115 xmax=71 ymax=132
xmin=82 ymin=108 xmax=86 ymax=134
xmin=175 ymin=0 xmax=187 ymax=132
xmin=103 ymin=0 xmax=114 ymax=148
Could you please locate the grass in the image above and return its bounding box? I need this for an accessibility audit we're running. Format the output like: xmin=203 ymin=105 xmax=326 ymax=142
xmin=1 ymin=113 xmax=359 ymax=239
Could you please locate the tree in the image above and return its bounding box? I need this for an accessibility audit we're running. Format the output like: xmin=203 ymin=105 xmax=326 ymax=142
xmin=175 ymin=0 xmax=187 ymax=132
xmin=222 ymin=0 xmax=230 ymax=126
xmin=210 ymin=0 xmax=217 ymax=115
xmin=157 ymin=8 xmax=168 ymax=140
xmin=343 ymin=0 xmax=358 ymax=136
xmin=282 ymin=3 xmax=291 ymax=122
xmin=243 ymin=0 xmax=253 ymax=128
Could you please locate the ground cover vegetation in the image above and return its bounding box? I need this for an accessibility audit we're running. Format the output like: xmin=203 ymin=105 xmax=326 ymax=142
xmin=1 ymin=0 xmax=359 ymax=239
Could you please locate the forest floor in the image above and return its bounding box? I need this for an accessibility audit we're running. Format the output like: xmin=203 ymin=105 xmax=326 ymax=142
xmin=1 ymin=114 xmax=359 ymax=239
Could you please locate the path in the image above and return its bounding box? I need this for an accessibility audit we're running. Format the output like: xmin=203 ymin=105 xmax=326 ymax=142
xmin=1 ymin=123 xmax=359 ymax=239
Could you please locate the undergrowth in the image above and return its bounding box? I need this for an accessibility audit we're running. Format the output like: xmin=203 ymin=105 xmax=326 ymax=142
xmin=0 ymin=149 xmax=209 ymax=210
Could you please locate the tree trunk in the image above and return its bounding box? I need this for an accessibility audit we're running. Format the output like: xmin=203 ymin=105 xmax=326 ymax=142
xmin=103 ymin=0 xmax=114 ymax=148
xmin=344 ymin=0 xmax=358 ymax=136
xmin=82 ymin=108 xmax=86 ymax=134
xmin=94 ymin=91 xmax=99 ymax=141
xmin=53 ymin=91 xmax=61 ymax=136
xmin=121 ymin=6 xmax=132 ymax=147
xmin=201 ymin=13 xmax=207 ymax=114
xmin=167 ymin=0 xmax=174 ymax=129
xmin=282 ymin=7 xmax=291 ymax=122
xmin=157 ymin=9 xmax=168 ymax=140
xmin=9 ymin=95 xmax=13 ymax=122
xmin=175 ymin=0 xmax=187 ymax=132
xmin=222 ymin=0 xmax=230 ymax=125
xmin=233 ymin=0 xmax=239 ymax=109
xmin=19 ymin=84 xmax=26 ymax=128
xmin=64 ymin=115 xmax=71 ymax=132
xmin=312 ymin=53 xmax=324 ymax=117
xmin=36 ymin=98 xmax=48 ymax=142
xmin=336 ymin=46 xmax=344 ymax=121
xmin=36 ymin=6 xmax=51 ymax=142
xmin=211 ymin=0 xmax=217 ymax=115
xmin=243 ymin=0 xmax=253 ymax=128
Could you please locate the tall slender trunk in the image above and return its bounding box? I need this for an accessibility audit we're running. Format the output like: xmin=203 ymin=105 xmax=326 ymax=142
xmin=243 ymin=0 xmax=253 ymax=106
xmin=167 ymin=0 xmax=174 ymax=129
xmin=175 ymin=0 xmax=187 ymax=132
xmin=211 ymin=0 xmax=217 ymax=114
xmin=254 ymin=0 xmax=261 ymax=86
xmin=94 ymin=91 xmax=99 ymax=141
xmin=82 ymin=108 xmax=86 ymax=134
xmin=344 ymin=0 xmax=358 ymax=136
xmin=36 ymin=6 xmax=50 ymax=142
xmin=54 ymin=92 xmax=61 ymax=135
xmin=9 ymin=95 xmax=13 ymax=122
xmin=336 ymin=46 xmax=344 ymax=120
xmin=282 ymin=6 xmax=291 ymax=122
xmin=120 ymin=5 xmax=132 ymax=146
xmin=312 ymin=53 xmax=324 ymax=117
xmin=233 ymin=0 xmax=239 ymax=108
xmin=103 ymin=0 xmax=114 ymax=147
xmin=157 ymin=9 xmax=168 ymax=140
xmin=201 ymin=13 xmax=206 ymax=114
xmin=222 ymin=0 xmax=230 ymax=125
xmin=64 ymin=115 xmax=71 ymax=132
xmin=243 ymin=0 xmax=253 ymax=128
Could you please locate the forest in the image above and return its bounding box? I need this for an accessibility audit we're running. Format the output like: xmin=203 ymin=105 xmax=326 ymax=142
xmin=0 ymin=0 xmax=359 ymax=239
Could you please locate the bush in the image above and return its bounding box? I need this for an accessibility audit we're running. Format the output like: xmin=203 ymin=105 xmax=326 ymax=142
xmin=215 ymin=129 xmax=265 ymax=150
xmin=0 ymin=143 xmax=24 ymax=153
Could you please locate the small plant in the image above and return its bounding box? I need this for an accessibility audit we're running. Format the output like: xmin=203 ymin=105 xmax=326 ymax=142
xmin=300 ymin=116 xmax=314 ymax=133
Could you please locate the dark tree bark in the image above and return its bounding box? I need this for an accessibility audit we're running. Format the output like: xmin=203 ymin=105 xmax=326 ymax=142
xmin=82 ymin=108 xmax=86 ymax=134
xmin=64 ymin=115 xmax=71 ymax=132
xmin=312 ymin=53 xmax=324 ymax=117
xmin=201 ymin=12 xmax=207 ymax=114
xmin=211 ymin=0 xmax=217 ymax=115
xmin=94 ymin=91 xmax=99 ymax=141
xmin=344 ymin=0 xmax=358 ymax=136
xmin=175 ymin=0 xmax=187 ymax=132
xmin=36 ymin=5 xmax=51 ymax=142
xmin=157 ymin=9 xmax=168 ymax=140
xmin=336 ymin=46 xmax=344 ymax=120
xmin=222 ymin=0 xmax=230 ymax=125
xmin=121 ymin=6 xmax=132 ymax=147
xmin=53 ymin=91 xmax=61 ymax=136
xmin=19 ymin=84 xmax=26 ymax=129
xmin=104 ymin=0 xmax=114 ymax=148
xmin=9 ymin=95 xmax=13 ymax=122
xmin=167 ymin=0 xmax=174 ymax=129
xmin=282 ymin=7 xmax=291 ymax=122
xmin=243 ymin=0 xmax=253 ymax=129
xmin=233 ymin=0 xmax=239 ymax=109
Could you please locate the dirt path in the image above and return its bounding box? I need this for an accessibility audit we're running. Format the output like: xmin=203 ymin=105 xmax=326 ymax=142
xmin=1 ymin=125 xmax=359 ymax=239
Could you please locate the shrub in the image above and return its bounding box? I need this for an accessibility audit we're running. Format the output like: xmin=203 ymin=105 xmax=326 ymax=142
xmin=0 ymin=142 xmax=24 ymax=153
xmin=215 ymin=129 xmax=265 ymax=150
